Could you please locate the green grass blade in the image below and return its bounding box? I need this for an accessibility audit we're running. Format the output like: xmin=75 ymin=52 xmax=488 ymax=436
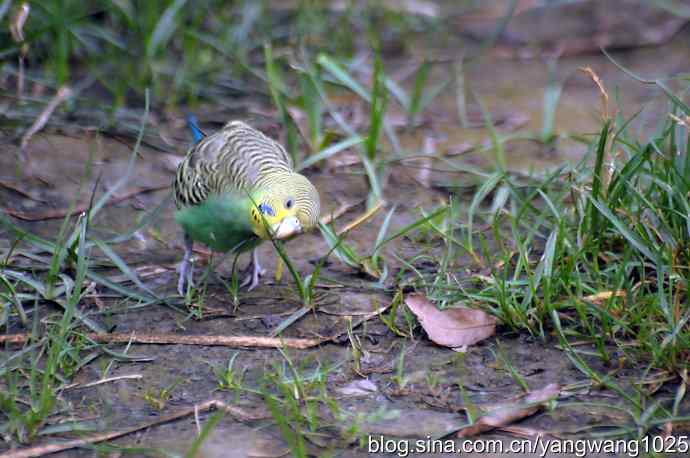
xmin=601 ymin=48 xmax=655 ymax=84
xmin=318 ymin=222 xmax=361 ymax=269
xmin=91 ymin=91 xmax=150 ymax=219
xmin=265 ymin=43 xmax=299 ymax=163
xmin=541 ymin=64 xmax=563 ymax=143
xmin=92 ymin=239 xmax=157 ymax=298
xmin=317 ymin=54 xmax=370 ymax=102
xmin=407 ymin=61 xmax=431 ymax=125
xmin=375 ymin=205 xmax=448 ymax=252
xmin=271 ymin=306 xmax=311 ymax=337
xmin=467 ymin=172 xmax=503 ymax=253
xmin=384 ymin=77 xmax=409 ymax=110
xmin=297 ymin=135 xmax=365 ymax=171
xmin=588 ymin=196 xmax=658 ymax=263
xmin=184 ymin=411 xmax=224 ymax=458
xmin=366 ymin=52 xmax=388 ymax=162
xmin=372 ymin=205 xmax=396 ymax=264
xmin=107 ymin=191 xmax=174 ymax=244
xmin=589 ymin=120 xmax=611 ymax=237
xmin=146 ymin=0 xmax=187 ymax=59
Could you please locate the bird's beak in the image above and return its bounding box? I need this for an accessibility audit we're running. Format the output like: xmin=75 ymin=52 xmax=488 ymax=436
xmin=271 ymin=216 xmax=302 ymax=239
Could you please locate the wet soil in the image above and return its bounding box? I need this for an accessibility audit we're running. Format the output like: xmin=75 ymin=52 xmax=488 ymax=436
xmin=2 ymin=21 xmax=690 ymax=458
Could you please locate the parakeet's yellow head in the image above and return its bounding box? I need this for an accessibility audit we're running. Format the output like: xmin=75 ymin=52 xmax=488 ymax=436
xmin=250 ymin=172 xmax=320 ymax=240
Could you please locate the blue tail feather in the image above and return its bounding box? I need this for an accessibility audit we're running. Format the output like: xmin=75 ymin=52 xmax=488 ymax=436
xmin=186 ymin=113 xmax=205 ymax=145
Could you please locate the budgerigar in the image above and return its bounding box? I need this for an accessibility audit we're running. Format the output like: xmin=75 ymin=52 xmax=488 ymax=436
xmin=173 ymin=120 xmax=320 ymax=295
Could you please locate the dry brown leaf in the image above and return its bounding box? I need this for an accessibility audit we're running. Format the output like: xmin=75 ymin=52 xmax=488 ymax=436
xmin=404 ymin=294 xmax=496 ymax=348
xmin=582 ymin=290 xmax=625 ymax=305
xmin=579 ymin=67 xmax=609 ymax=122
xmin=457 ymin=383 xmax=561 ymax=438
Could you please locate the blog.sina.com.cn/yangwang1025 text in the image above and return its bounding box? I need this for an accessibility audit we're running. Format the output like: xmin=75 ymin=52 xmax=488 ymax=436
xmin=367 ymin=435 xmax=690 ymax=457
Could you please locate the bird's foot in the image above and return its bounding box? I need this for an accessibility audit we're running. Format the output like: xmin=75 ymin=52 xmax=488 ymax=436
xmin=177 ymin=258 xmax=195 ymax=296
xmin=178 ymin=234 xmax=195 ymax=296
xmin=240 ymin=250 xmax=266 ymax=291
xmin=240 ymin=263 xmax=266 ymax=291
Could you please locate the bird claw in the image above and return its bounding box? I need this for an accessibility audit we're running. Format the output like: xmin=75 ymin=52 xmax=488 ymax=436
xmin=177 ymin=234 xmax=195 ymax=296
xmin=177 ymin=258 xmax=195 ymax=296
xmin=240 ymin=250 xmax=266 ymax=291
xmin=240 ymin=265 xmax=265 ymax=291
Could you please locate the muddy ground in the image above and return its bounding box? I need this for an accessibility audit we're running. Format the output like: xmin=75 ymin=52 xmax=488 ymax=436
xmin=3 ymin=11 xmax=690 ymax=458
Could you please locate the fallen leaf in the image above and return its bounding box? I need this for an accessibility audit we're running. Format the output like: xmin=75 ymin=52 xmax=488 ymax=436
xmin=582 ymin=290 xmax=625 ymax=305
xmin=457 ymin=383 xmax=561 ymax=438
xmin=405 ymin=294 xmax=496 ymax=348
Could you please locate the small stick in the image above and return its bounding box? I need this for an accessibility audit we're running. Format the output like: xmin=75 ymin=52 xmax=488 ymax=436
xmin=10 ymin=3 xmax=29 ymax=101
xmin=0 ymin=180 xmax=47 ymax=203
xmin=0 ymin=332 xmax=323 ymax=349
xmin=319 ymin=198 xmax=365 ymax=226
xmin=20 ymin=85 xmax=73 ymax=152
xmin=194 ymin=404 xmax=202 ymax=436
xmin=579 ymin=67 xmax=609 ymax=122
xmin=0 ymin=399 xmax=266 ymax=458
xmin=3 ymin=185 xmax=168 ymax=221
xmin=337 ymin=200 xmax=385 ymax=236
xmin=2 ymin=299 xmax=392 ymax=349
xmin=63 ymin=374 xmax=143 ymax=391
xmin=233 ymin=309 xmax=297 ymax=322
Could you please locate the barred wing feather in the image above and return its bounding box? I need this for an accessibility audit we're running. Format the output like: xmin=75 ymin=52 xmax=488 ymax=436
xmin=174 ymin=121 xmax=292 ymax=208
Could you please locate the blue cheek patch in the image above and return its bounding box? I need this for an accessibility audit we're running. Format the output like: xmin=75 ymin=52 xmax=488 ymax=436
xmin=258 ymin=203 xmax=275 ymax=216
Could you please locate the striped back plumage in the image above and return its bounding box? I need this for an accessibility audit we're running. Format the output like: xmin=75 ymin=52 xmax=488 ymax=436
xmin=174 ymin=121 xmax=293 ymax=208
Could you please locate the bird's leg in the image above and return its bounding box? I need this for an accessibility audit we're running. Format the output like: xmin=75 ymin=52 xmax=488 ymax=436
xmin=241 ymin=248 xmax=266 ymax=291
xmin=177 ymin=233 xmax=194 ymax=296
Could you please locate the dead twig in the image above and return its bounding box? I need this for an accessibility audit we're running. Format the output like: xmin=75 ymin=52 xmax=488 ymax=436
xmin=582 ymin=290 xmax=626 ymax=305
xmin=0 ymin=299 xmax=395 ymax=349
xmin=10 ymin=3 xmax=29 ymax=101
xmin=0 ymin=180 xmax=47 ymax=203
xmin=0 ymin=332 xmax=323 ymax=349
xmin=63 ymin=374 xmax=143 ymax=391
xmin=319 ymin=198 xmax=365 ymax=226
xmin=233 ymin=308 xmax=299 ymax=322
xmin=337 ymin=200 xmax=385 ymax=236
xmin=579 ymin=67 xmax=609 ymax=122
xmin=0 ymin=399 xmax=267 ymax=458
xmin=20 ymin=85 xmax=73 ymax=154
xmin=3 ymin=184 xmax=168 ymax=221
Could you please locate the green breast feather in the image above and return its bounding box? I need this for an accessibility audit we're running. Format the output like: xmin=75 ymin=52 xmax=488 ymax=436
xmin=174 ymin=193 xmax=260 ymax=253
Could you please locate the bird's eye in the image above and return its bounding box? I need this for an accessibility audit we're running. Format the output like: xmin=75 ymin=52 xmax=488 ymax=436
xmin=285 ymin=198 xmax=294 ymax=209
